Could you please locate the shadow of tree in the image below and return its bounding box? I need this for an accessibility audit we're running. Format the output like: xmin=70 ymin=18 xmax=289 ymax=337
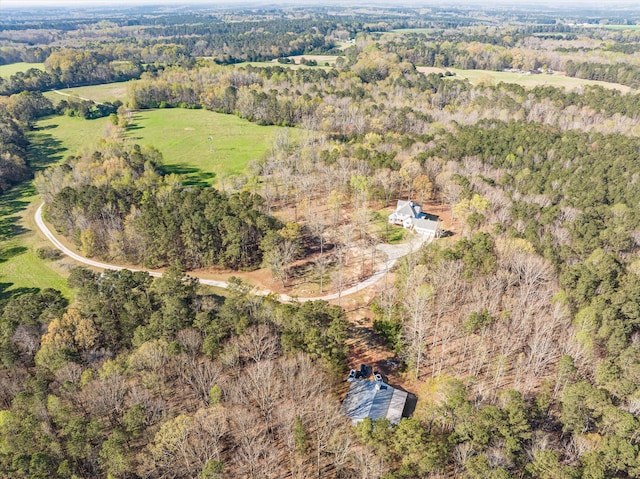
xmin=159 ymin=164 xmax=216 ymax=187
xmin=0 ymin=282 xmax=41 ymax=300
xmin=0 ymin=245 xmax=28 ymax=263
xmin=27 ymin=127 xmax=66 ymax=171
xmin=0 ymin=126 xmax=65 ymax=242
xmin=0 ymin=186 xmax=31 ymax=241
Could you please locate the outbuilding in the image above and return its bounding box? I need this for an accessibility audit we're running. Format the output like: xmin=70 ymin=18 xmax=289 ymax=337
xmin=342 ymin=379 xmax=408 ymax=425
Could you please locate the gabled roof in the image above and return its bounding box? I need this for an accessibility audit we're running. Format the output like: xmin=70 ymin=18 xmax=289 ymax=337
xmin=393 ymin=200 xmax=420 ymax=218
xmin=412 ymin=217 xmax=439 ymax=233
xmin=342 ymin=380 xmax=409 ymax=425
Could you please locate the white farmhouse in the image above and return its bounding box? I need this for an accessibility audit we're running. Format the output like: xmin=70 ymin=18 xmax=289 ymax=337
xmin=389 ymin=200 xmax=440 ymax=238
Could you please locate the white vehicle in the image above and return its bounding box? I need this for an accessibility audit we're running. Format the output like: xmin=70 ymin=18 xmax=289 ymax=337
xmin=347 ymin=369 xmax=357 ymax=382
xmin=374 ymin=372 xmax=383 ymax=382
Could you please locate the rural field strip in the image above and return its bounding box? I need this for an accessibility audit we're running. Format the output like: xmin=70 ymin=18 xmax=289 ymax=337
xmin=51 ymin=89 xmax=104 ymax=105
xmin=35 ymin=203 xmax=428 ymax=302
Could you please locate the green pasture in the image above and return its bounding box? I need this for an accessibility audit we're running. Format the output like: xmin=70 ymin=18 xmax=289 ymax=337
xmin=0 ymin=105 xmax=288 ymax=297
xmin=584 ymin=24 xmax=640 ymax=31
xmin=417 ymin=66 xmax=634 ymax=92
xmin=0 ymin=128 xmax=73 ymax=300
xmin=0 ymin=62 xmax=45 ymax=78
xmin=128 ymin=108 xmax=285 ymax=184
xmin=35 ymin=108 xmax=287 ymax=185
xmin=240 ymin=60 xmax=334 ymax=70
xmin=44 ymin=81 xmax=131 ymax=104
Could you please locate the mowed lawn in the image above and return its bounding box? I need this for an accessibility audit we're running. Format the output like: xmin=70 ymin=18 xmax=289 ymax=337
xmin=0 ymin=62 xmax=45 ymax=77
xmin=417 ymin=66 xmax=634 ymax=92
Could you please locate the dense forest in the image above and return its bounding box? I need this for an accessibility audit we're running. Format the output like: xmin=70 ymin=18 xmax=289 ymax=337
xmin=2 ymin=2 xmax=640 ymax=478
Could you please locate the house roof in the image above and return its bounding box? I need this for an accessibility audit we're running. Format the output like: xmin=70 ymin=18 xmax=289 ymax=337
xmin=342 ymin=380 xmax=409 ymax=425
xmin=412 ymin=217 xmax=439 ymax=233
xmin=394 ymin=200 xmax=420 ymax=218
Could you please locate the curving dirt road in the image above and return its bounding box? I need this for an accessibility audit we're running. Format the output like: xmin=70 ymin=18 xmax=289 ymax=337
xmin=35 ymin=203 xmax=428 ymax=302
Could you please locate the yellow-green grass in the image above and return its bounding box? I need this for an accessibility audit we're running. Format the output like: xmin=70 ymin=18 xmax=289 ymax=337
xmin=417 ymin=66 xmax=634 ymax=92
xmin=36 ymin=109 xmax=288 ymax=186
xmin=286 ymin=55 xmax=340 ymax=65
xmin=0 ymin=107 xmax=289 ymax=297
xmin=372 ymin=210 xmax=406 ymax=245
xmin=35 ymin=115 xmax=110 ymax=158
xmin=44 ymin=81 xmax=130 ymax=104
xmin=0 ymin=126 xmax=76 ymax=300
xmin=0 ymin=62 xmax=45 ymax=78
xmin=584 ymin=24 xmax=640 ymax=31
xmin=128 ymin=108 xmax=287 ymax=185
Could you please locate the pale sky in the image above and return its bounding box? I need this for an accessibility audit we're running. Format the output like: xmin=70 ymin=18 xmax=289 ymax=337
xmin=2 ymin=0 xmax=640 ymax=9
xmin=2 ymin=0 xmax=640 ymax=6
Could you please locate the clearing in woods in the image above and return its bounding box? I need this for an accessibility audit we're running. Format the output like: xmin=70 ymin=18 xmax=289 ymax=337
xmin=45 ymin=82 xmax=130 ymax=104
xmin=35 ymin=108 xmax=289 ymax=185
xmin=0 ymin=127 xmax=74 ymax=299
xmin=417 ymin=66 xmax=635 ymax=92
xmin=0 ymin=62 xmax=46 ymax=78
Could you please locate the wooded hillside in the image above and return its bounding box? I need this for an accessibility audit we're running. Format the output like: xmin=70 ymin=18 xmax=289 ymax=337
xmin=2 ymin=3 xmax=640 ymax=478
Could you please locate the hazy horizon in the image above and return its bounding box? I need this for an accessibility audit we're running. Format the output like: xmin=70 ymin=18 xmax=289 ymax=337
xmin=3 ymin=0 xmax=640 ymax=9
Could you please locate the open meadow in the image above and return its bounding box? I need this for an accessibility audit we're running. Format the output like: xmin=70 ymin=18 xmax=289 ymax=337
xmin=44 ymin=81 xmax=130 ymax=104
xmin=390 ymin=28 xmax=435 ymax=34
xmin=128 ymin=108 xmax=286 ymax=184
xmin=0 ymin=62 xmax=45 ymax=77
xmin=35 ymin=107 xmax=287 ymax=184
xmin=0 ymin=126 xmax=75 ymax=299
xmin=417 ymin=66 xmax=635 ymax=92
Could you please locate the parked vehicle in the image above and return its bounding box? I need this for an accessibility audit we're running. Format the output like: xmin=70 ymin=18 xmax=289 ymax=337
xmin=347 ymin=369 xmax=357 ymax=382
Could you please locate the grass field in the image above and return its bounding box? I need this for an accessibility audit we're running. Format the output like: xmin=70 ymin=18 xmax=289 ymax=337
xmin=128 ymin=108 xmax=286 ymax=184
xmin=286 ymin=55 xmax=339 ymax=65
xmin=0 ymin=106 xmax=288 ymax=297
xmin=240 ymin=60 xmax=335 ymax=70
xmin=0 ymin=62 xmax=45 ymax=78
xmin=417 ymin=66 xmax=634 ymax=92
xmin=44 ymin=81 xmax=131 ymax=104
xmin=583 ymin=24 xmax=640 ymax=31
xmin=35 ymin=115 xmax=110 ymax=157
xmin=35 ymin=108 xmax=287 ymax=185
xmin=0 ymin=126 xmax=74 ymax=300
